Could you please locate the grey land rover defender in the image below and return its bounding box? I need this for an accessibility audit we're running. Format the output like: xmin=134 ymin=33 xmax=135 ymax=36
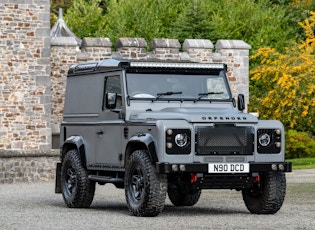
xmin=55 ymin=59 xmax=292 ymax=217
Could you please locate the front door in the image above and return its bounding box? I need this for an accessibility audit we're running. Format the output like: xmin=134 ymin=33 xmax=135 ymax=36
xmin=95 ymin=73 xmax=124 ymax=168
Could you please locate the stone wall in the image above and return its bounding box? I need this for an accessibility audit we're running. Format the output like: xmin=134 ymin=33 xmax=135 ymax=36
xmin=0 ymin=0 xmax=53 ymax=183
xmin=0 ymin=150 xmax=58 ymax=183
xmin=0 ymin=1 xmax=51 ymax=151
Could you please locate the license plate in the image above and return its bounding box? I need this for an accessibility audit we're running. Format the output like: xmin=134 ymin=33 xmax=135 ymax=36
xmin=208 ymin=163 xmax=249 ymax=173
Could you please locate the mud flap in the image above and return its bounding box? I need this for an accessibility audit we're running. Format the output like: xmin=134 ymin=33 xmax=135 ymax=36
xmin=55 ymin=163 xmax=62 ymax=193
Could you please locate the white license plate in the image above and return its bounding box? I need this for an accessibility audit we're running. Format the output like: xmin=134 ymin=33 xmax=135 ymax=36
xmin=208 ymin=163 xmax=250 ymax=173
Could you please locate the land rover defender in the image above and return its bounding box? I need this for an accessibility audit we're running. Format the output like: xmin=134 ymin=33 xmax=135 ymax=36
xmin=55 ymin=59 xmax=292 ymax=217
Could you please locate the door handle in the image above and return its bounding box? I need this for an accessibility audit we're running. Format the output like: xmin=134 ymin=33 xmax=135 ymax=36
xmin=96 ymin=130 xmax=104 ymax=135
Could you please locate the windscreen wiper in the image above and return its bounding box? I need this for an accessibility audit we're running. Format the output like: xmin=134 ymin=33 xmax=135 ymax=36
xmin=155 ymin=91 xmax=182 ymax=101
xmin=195 ymin=92 xmax=223 ymax=102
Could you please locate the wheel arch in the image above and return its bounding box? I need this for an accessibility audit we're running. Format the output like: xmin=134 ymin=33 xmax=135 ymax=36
xmin=61 ymin=136 xmax=87 ymax=167
xmin=125 ymin=133 xmax=158 ymax=166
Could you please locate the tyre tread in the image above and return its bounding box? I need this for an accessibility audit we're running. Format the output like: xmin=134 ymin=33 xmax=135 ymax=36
xmin=242 ymin=171 xmax=286 ymax=214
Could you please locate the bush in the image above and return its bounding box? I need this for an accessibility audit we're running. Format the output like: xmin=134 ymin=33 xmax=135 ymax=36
xmin=250 ymin=12 xmax=315 ymax=135
xmin=285 ymin=129 xmax=315 ymax=159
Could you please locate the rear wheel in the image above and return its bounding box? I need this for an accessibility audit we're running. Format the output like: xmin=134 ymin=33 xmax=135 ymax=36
xmin=61 ymin=149 xmax=95 ymax=208
xmin=125 ymin=150 xmax=167 ymax=217
xmin=168 ymin=185 xmax=201 ymax=206
xmin=242 ymin=171 xmax=286 ymax=214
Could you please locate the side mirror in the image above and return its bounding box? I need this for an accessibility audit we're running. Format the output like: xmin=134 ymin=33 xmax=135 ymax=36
xmin=106 ymin=92 xmax=117 ymax=109
xmin=237 ymin=94 xmax=245 ymax=111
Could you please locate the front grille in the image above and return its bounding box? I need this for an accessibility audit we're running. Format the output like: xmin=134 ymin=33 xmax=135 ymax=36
xmin=195 ymin=125 xmax=254 ymax=155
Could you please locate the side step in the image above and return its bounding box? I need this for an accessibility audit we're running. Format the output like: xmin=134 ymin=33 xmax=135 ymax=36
xmin=88 ymin=175 xmax=124 ymax=188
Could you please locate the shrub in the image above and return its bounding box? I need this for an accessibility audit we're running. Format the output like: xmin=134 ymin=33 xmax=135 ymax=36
xmin=250 ymin=12 xmax=315 ymax=134
xmin=285 ymin=129 xmax=315 ymax=159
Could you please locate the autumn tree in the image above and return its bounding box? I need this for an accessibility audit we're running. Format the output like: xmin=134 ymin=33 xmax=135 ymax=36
xmin=249 ymin=12 xmax=315 ymax=135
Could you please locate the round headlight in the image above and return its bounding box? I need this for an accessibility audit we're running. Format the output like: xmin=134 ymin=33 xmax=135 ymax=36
xmin=258 ymin=133 xmax=271 ymax=146
xmin=175 ymin=133 xmax=188 ymax=147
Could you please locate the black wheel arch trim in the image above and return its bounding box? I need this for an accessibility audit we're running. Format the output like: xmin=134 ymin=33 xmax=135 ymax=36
xmin=61 ymin=135 xmax=87 ymax=167
xmin=126 ymin=133 xmax=158 ymax=163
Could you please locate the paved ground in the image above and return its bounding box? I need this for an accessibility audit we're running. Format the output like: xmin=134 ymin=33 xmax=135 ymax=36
xmin=0 ymin=169 xmax=314 ymax=230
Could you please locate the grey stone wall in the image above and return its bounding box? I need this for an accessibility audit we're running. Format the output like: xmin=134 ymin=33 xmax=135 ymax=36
xmin=0 ymin=150 xmax=58 ymax=183
xmin=0 ymin=0 xmax=53 ymax=183
xmin=0 ymin=1 xmax=51 ymax=151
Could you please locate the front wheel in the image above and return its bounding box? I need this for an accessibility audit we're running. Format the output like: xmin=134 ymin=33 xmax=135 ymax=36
xmin=242 ymin=171 xmax=286 ymax=214
xmin=125 ymin=150 xmax=167 ymax=217
xmin=61 ymin=149 xmax=95 ymax=208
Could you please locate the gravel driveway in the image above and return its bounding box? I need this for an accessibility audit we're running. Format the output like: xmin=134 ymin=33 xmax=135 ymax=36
xmin=0 ymin=169 xmax=314 ymax=230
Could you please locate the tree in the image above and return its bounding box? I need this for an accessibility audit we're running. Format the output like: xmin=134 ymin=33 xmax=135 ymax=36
xmin=170 ymin=0 xmax=211 ymax=43
xmin=203 ymin=0 xmax=294 ymax=52
xmin=63 ymin=0 xmax=106 ymax=38
xmin=249 ymin=12 xmax=315 ymax=134
xmin=101 ymin=0 xmax=186 ymax=45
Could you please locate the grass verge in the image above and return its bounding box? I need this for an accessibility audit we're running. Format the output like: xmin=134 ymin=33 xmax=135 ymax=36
xmin=287 ymin=157 xmax=315 ymax=170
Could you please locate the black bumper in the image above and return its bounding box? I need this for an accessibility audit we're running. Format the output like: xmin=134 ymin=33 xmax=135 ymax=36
xmin=156 ymin=162 xmax=292 ymax=174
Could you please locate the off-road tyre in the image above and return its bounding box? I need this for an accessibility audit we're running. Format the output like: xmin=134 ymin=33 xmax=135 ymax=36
xmin=242 ymin=171 xmax=286 ymax=214
xmin=168 ymin=186 xmax=201 ymax=206
xmin=125 ymin=150 xmax=167 ymax=217
xmin=61 ymin=149 xmax=95 ymax=208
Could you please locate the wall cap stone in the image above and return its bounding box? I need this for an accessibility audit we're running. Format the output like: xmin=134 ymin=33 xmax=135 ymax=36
xmin=81 ymin=37 xmax=112 ymax=48
xmin=150 ymin=38 xmax=180 ymax=49
xmin=215 ymin=39 xmax=251 ymax=50
xmin=183 ymin=39 xmax=214 ymax=50
xmin=116 ymin=38 xmax=147 ymax=48
xmin=0 ymin=150 xmax=59 ymax=158
xmin=51 ymin=37 xmax=78 ymax=46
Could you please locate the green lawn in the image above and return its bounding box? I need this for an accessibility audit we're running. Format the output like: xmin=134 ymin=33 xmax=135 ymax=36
xmin=287 ymin=157 xmax=315 ymax=170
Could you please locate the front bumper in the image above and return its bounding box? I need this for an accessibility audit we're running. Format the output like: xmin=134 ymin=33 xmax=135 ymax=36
xmin=156 ymin=162 xmax=292 ymax=174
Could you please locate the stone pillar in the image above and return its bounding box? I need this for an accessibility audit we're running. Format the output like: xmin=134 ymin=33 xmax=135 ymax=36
xmin=182 ymin=39 xmax=214 ymax=63
xmin=81 ymin=37 xmax=112 ymax=62
xmin=215 ymin=40 xmax=251 ymax=108
xmin=0 ymin=0 xmax=51 ymax=151
xmin=116 ymin=38 xmax=147 ymax=60
xmin=150 ymin=39 xmax=181 ymax=61
xmin=50 ymin=37 xmax=78 ymax=141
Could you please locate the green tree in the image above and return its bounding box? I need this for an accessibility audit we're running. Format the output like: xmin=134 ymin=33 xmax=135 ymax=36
xmin=101 ymin=0 xmax=186 ymax=44
xmin=170 ymin=0 xmax=211 ymax=43
xmin=205 ymin=0 xmax=294 ymax=52
xmin=63 ymin=0 xmax=106 ymax=38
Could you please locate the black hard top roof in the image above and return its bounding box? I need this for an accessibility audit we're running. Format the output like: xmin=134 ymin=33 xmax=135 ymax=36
xmin=67 ymin=59 xmax=227 ymax=76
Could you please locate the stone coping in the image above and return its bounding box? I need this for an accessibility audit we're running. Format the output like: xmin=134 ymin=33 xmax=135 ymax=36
xmin=0 ymin=150 xmax=59 ymax=158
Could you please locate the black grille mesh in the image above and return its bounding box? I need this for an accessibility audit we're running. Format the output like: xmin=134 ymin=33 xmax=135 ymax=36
xmin=195 ymin=125 xmax=254 ymax=155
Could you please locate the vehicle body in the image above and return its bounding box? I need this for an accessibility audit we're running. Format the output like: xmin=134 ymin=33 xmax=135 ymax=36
xmin=55 ymin=59 xmax=292 ymax=216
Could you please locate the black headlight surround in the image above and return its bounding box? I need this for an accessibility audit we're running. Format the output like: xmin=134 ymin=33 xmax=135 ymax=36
xmin=257 ymin=129 xmax=281 ymax=153
xmin=166 ymin=129 xmax=191 ymax=154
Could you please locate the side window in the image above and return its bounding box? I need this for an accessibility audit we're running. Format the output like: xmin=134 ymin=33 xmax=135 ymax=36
xmin=103 ymin=75 xmax=122 ymax=110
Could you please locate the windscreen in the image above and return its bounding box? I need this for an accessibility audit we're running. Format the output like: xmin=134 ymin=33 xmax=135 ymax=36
xmin=126 ymin=72 xmax=231 ymax=101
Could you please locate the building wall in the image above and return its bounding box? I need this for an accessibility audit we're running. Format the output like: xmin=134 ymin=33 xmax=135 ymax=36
xmin=0 ymin=1 xmax=51 ymax=151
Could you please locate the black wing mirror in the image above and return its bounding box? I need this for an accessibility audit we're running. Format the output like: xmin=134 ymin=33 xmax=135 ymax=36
xmin=237 ymin=94 xmax=245 ymax=111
